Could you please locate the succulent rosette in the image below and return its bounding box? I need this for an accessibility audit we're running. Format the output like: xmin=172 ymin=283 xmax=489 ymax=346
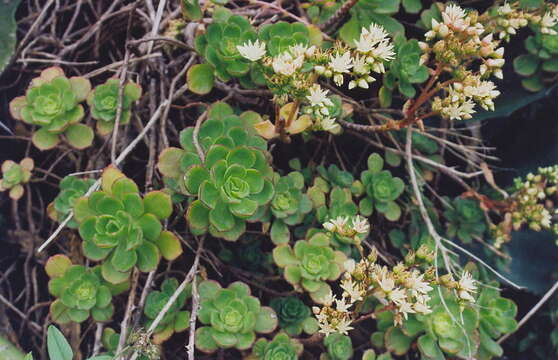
xmin=48 ymin=175 xmax=96 ymax=228
xmin=0 ymin=158 xmax=33 ymax=200
xmin=73 ymin=167 xmax=182 ymax=284
xmin=144 ymin=278 xmax=191 ymax=344
xmin=272 ymin=231 xmax=346 ymax=304
xmin=249 ymin=333 xmax=303 ymax=360
xmin=184 ymin=144 xmax=275 ymax=241
xmin=195 ymin=280 xmax=278 ymax=353
xmin=359 ymin=153 xmax=405 ymax=221
xmin=87 ymin=78 xmax=142 ymax=135
xmin=45 ymin=255 xmax=128 ymax=324
xmin=9 ymin=67 xmax=94 ymax=150
xmin=270 ymin=296 xmax=319 ymax=336
xmin=444 ymin=197 xmax=486 ymax=243
xmin=323 ymin=333 xmax=354 ymax=360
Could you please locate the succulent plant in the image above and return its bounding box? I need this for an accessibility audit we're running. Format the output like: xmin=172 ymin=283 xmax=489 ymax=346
xmin=270 ymin=171 xmax=313 ymax=245
xmin=359 ymin=153 xmax=405 ymax=221
xmin=183 ymin=143 xmax=275 ymax=241
xmin=0 ymin=158 xmax=33 ymax=200
xmin=272 ymin=231 xmax=346 ymax=304
xmin=249 ymin=333 xmax=304 ymax=360
xmin=381 ymin=38 xmax=429 ymax=103
xmin=322 ymin=333 xmax=354 ymax=360
xmin=195 ymin=280 xmax=278 ymax=353
xmin=73 ymin=167 xmax=182 ymax=284
xmin=270 ymin=296 xmax=319 ymax=336
xmin=144 ymin=278 xmax=191 ymax=344
xmin=157 ymin=102 xmax=268 ymax=195
xmin=317 ymin=164 xmax=354 ymax=188
xmin=514 ymin=31 xmax=558 ymax=92
xmin=219 ymin=235 xmax=272 ymax=272
xmin=9 ymin=67 xmax=94 ymax=150
xmin=195 ymin=12 xmax=259 ymax=83
xmin=444 ymin=197 xmax=486 ymax=243
xmin=259 ymin=21 xmax=310 ymax=57
xmin=48 ymin=175 xmax=95 ymax=228
xmin=46 ymin=254 xmax=127 ymax=324
xmin=87 ymin=78 xmax=142 ymax=135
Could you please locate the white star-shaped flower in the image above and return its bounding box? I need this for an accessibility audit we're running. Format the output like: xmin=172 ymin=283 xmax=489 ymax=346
xmin=236 ymin=40 xmax=266 ymax=62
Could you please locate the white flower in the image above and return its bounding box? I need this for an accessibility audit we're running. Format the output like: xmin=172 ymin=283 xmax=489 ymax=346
xmin=406 ymin=270 xmax=433 ymax=296
xmin=306 ymin=84 xmax=334 ymax=108
xmin=272 ymin=52 xmax=304 ymax=76
xmin=335 ymin=318 xmax=354 ymax=335
xmin=290 ymin=43 xmax=316 ymax=58
xmin=236 ymin=40 xmax=266 ymax=62
xmin=397 ymin=300 xmax=416 ymax=320
xmin=355 ymin=24 xmax=390 ymax=53
xmin=458 ymin=271 xmax=477 ymax=294
xmin=378 ymin=275 xmax=395 ymax=293
xmin=388 ymin=287 xmax=407 ymax=305
xmin=335 ymin=297 xmax=353 ymax=313
xmin=352 ymin=215 xmax=370 ymax=234
xmin=442 ymin=4 xmax=468 ymax=31
xmin=498 ymin=3 xmax=513 ymax=16
xmin=413 ymin=301 xmax=432 ymax=315
xmin=329 ymin=52 xmax=353 ymax=77
xmin=341 ymin=278 xmax=364 ymax=303
xmin=541 ymin=12 xmax=558 ymax=35
xmin=323 ymin=216 xmax=348 ymax=232
xmin=352 ymin=55 xmax=369 ymax=75
xmin=371 ymin=41 xmax=395 ymax=63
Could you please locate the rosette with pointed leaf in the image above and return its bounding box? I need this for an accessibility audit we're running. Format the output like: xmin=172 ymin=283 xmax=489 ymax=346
xmin=73 ymin=167 xmax=182 ymax=283
xmin=47 ymin=175 xmax=96 ymax=228
xmin=9 ymin=67 xmax=94 ymax=150
xmin=87 ymin=78 xmax=142 ymax=135
xmin=195 ymin=280 xmax=278 ymax=353
xmin=45 ymin=255 xmax=128 ymax=324
xmin=444 ymin=197 xmax=486 ymax=243
xmin=144 ymin=278 xmax=191 ymax=344
xmin=272 ymin=231 xmax=346 ymax=304
xmin=270 ymin=171 xmax=313 ymax=245
xmin=270 ymin=296 xmax=319 ymax=336
xmin=249 ymin=333 xmax=303 ymax=360
xmin=157 ymin=102 xmax=268 ymax=196
xmin=195 ymin=12 xmax=259 ymax=84
xmin=184 ymin=144 xmax=275 ymax=241
xmin=323 ymin=333 xmax=354 ymax=360
xmin=359 ymin=153 xmax=405 ymax=221
xmin=0 ymin=158 xmax=33 ymax=200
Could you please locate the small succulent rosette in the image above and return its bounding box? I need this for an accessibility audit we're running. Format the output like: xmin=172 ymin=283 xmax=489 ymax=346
xmin=195 ymin=280 xmax=278 ymax=353
xmin=0 ymin=157 xmax=33 ymax=200
xmin=87 ymin=78 xmax=142 ymax=135
xmin=144 ymin=278 xmax=192 ymax=344
xmin=272 ymin=231 xmax=346 ymax=304
xmin=248 ymin=333 xmax=303 ymax=360
xmin=270 ymin=296 xmax=319 ymax=336
xmin=47 ymin=175 xmax=96 ymax=228
xmin=73 ymin=167 xmax=182 ymax=284
xmin=9 ymin=67 xmax=94 ymax=150
xmin=45 ymin=254 xmax=129 ymax=324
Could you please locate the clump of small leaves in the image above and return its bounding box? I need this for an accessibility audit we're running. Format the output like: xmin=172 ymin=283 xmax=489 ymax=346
xmin=359 ymin=153 xmax=405 ymax=221
xmin=323 ymin=333 xmax=354 ymax=360
xmin=270 ymin=296 xmax=319 ymax=336
xmin=9 ymin=67 xmax=94 ymax=150
xmin=184 ymin=144 xmax=275 ymax=241
xmin=195 ymin=280 xmax=278 ymax=353
xmin=74 ymin=167 xmax=182 ymax=284
xmin=47 ymin=175 xmax=95 ymax=228
xmin=270 ymin=171 xmax=313 ymax=245
xmin=249 ymin=333 xmax=304 ymax=360
xmin=444 ymin=197 xmax=486 ymax=243
xmin=157 ymin=102 xmax=267 ymax=195
xmin=144 ymin=278 xmax=191 ymax=344
xmin=0 ymin=158 xmax=33 ymax=200
xmin=194 ymin=11 xmax=258 ymax=83
xmin=87 ymin=78 xmax=142 ymax=135
xmin=272 ymin=231 xmax=346 ymax=304
xmin=382 ymin=38 xmax=429 ymax=103
xmin=46 ymin=254 xmax=124 ymax=324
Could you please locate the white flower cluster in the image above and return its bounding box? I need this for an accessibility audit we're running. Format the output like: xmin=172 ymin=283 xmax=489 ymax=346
xmin=323 ymin=215 xmax=370 ymax=243
xmin=304 ymin=84 xmax=341 ymax=134
xmin=313 ymin=249 xmax=439 ymax=336
xmin=432 ymin=76 xmax=501 ymax=121
xmin=456 ymin=272 xmax=477 ymax=302
xmin=314 ymin=23 xmax=394 ymax=88
xmin=496 ymin=2 xmax=558 ymax=38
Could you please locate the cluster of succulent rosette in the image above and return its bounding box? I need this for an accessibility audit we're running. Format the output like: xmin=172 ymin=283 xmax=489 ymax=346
xmin=11 ymin=1 xmax=553 ymax=359
xmin=8 ymin=67 xmax=141 ymax=150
